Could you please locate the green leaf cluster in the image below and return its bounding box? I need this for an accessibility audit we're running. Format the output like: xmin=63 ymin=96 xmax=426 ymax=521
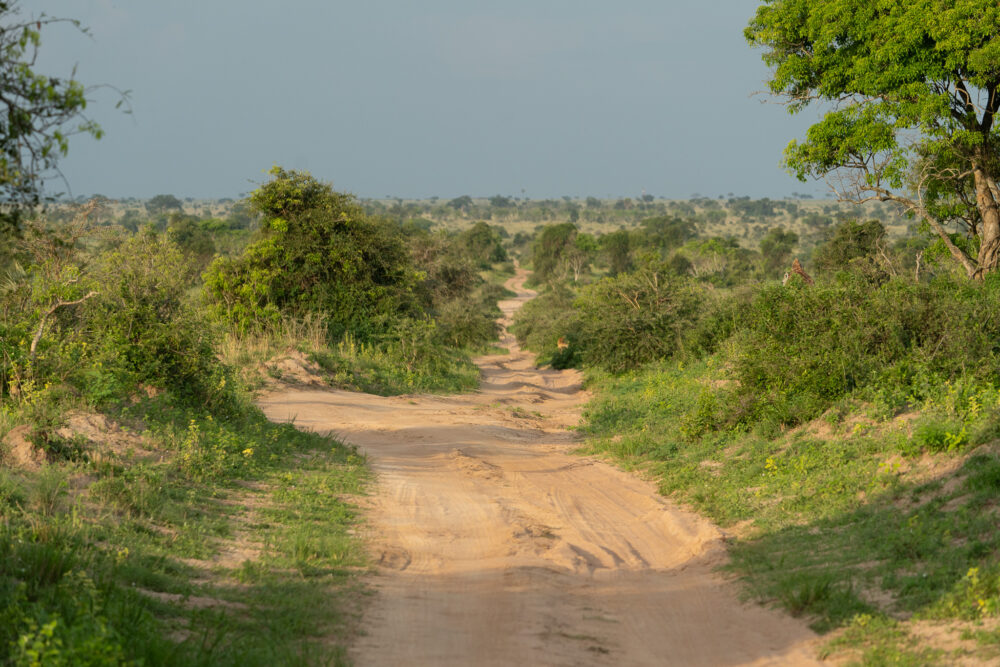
xmin=204 ymin=167 xmax=421 ymax=341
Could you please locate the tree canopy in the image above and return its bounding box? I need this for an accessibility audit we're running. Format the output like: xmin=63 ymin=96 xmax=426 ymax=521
xmin=746 ymin=0 xmax=1000 ymax=277
xmin=204 ymin=167 xmax=419 ymax=340
xmin=146 ymin=194 xmax=184 ymax=215
xmin=0 ymin=3 xmax=113 ymax=235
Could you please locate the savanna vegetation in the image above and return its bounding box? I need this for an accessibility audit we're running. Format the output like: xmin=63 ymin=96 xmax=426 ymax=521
xmin=504 ymin=2 xmax=1000 ymax=661
xmin=0 ymin=160 xmax=513 ymax=663
xmin=512 ymin=215 xmax=1000 ymax=664
xmin=5 ymin=0 xmax=1000 ymax=664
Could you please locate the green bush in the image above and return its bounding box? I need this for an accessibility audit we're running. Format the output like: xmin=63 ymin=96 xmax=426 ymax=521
xmin=204 ymin=167 xmax=420 ymax=341
xmin=510 ymin=286 xmax=582 ymax=366
xmin=812 ymin=219 xmax=886 ymax=277
xmin=1 ymin=231 xmax=230 ymax=412
xmin=725 ymin=274 xmax=1000 ymax=426
xmin=458 ymin=221 xmax=508 ymax=268
xmin=83 ymin=233 xmax=223 ymax=405
xmin=436 ymin=297 xmax=500 ymax=349
xmin=573 ymin=262 xmax=702 ymax=372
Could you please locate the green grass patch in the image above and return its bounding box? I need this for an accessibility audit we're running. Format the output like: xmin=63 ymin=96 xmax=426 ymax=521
xmin=0 ymin=393 xmax=369 ymax=665
xmin=581 ymin=357 xmax=1000 ymax=663
xmin=308 ymin=333 xmax=480 ymax=396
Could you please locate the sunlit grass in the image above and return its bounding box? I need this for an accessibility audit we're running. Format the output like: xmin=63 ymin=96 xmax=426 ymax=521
xmin=581 ymin=357 xmax=1000 ymax=664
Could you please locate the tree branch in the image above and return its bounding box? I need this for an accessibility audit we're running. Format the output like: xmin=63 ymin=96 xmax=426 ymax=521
xmin=29 ymin=290 xmax=97 ymax=360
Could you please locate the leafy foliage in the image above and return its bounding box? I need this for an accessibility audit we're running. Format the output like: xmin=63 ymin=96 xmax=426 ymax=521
xmin=759 ymin=226 xmax=799 ymax=277
xmin=726 ymin=276 xmax=1000 ymax=425
xmin=0 ymin=4 xmax=114 ymax=235
xmin=573 ymin=262 xmax=703 ymax=372
xmin=83 ymin=233 xmax=222 ymax=405
xmin=530 ymin=223 xmax=578 ymax=283
xmin=812 ymin=219 xmax=886 ymax=276
xmin=204 ymin=167 xmax=420 ymax=340
xmin=746 ymin=0 xmax=1000 ymax=276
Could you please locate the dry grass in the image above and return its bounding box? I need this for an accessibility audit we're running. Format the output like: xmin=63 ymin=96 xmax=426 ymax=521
xmin=218 ymin=314 xmax=330 ymax=386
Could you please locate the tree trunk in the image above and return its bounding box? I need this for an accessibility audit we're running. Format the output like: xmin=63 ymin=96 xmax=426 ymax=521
xmin=974 ymin=167 xmax=1000 ymax=277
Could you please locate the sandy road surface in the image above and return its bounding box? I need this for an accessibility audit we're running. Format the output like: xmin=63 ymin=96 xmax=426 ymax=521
xmin=259 ymin=269 xmax=821 ymax=666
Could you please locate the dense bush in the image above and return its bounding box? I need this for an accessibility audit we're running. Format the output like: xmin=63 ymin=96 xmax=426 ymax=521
xmin=512 ymin=262 xmax=704 ymax=372
xmin=1 ymin=230 xmax=227 ymax=411
xmin=726 ymin=274 xmax=1000 ymax=425
xmin=573 ymin=262 xmax=703 ymax=372
xmin=458 ymin=222 xmax=508 ymax=268
xmin=436 ymin=295 xmax=501 ymax=349
xmin=83 ymin=233 xmax=223 ymax=405
xmin=204 ymin=167 xmax=420 ymax=340
xmin=530 ymin=223 xmax=578 ymax=283
xmin=812 ymin=220 xmax=885 ymax=275
xmin=676 ymin=236 xmax=760 ymax=286
xmin=510 ymin=286 xmax=581 ymax=367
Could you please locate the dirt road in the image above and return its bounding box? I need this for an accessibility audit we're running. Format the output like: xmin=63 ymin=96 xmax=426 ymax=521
xmin=259 ymin=269 xmax=821 ymax=666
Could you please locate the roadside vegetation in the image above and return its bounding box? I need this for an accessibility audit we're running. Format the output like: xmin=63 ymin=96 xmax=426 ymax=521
xmin=0 ymin=166 xmax=511 ymax=663
xmin=506 ymin=1 xmax=1000 ymax=660
xmin=510 ymin=213 xmax=1000 ymax=663
xmin=5 ymin=0 xmax=1000 ymax=663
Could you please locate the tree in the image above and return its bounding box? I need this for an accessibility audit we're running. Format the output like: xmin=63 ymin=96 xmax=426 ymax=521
xmin=146 ymin=194 xmax=184 ymax=216
xmin=166 ymin=213 xmax=216 ymax=269
xmin=812 ymin=219 xmax=887 ymax=276
xmin=0 ymin=3 xmax=118 ymax=236
xmin=637 ymin=216 xmax=697 ymax=252
xmin=531 ymin=223 xmax=577 ymax=283
xmin=447 ymin=195 xmax=473 ymax=212
xmin=600 ymin=229 xmax=633 ymax=276
xmin=565 ymin=232 xmax=598 ymax=282
xmin=459 ymin=221 xmax=507 ymax=268
xmin=747 ymin=1 xmax=1000 ymax=278
xmin=488 ymin=195 xmax=514 ymax=209
xmin=759 ymin=226 xmax=799 ymax=277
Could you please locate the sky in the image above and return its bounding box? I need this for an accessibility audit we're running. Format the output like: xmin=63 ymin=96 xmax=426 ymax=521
xmin=35 ymin=1 xmax=827 ymax=200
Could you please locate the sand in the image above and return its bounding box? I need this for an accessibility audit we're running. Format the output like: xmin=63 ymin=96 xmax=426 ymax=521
xmin=258 ymin=268 xmax=821 ymax=666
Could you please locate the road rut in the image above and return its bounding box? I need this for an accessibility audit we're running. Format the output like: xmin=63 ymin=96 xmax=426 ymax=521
xmin=259 ymin=269 xmax=821 ymax=666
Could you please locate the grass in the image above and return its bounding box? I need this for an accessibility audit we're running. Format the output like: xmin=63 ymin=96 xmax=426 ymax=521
xmin=0 ymin=392 xmax=369 ymax=665
xmin=217 ymin=312 xmax=484 ymax=398
xmin=308 ymin=335 xmax=480 ymax=396
xmin=580 ymin=356 xmax=1000 ymax=664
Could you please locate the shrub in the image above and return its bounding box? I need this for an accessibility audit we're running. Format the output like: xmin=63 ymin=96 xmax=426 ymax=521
xmin=510 ymin=285 xmax=581 ymax=366
xmin=573 ymin=262 xmax=702 ymax=372
xmin=204 ymin=167 xmax=420 ymax=341
xmin=812 ymin=219 xmax=886 ymax=275
xmin=530 ymin=223 xmax=577 ymax=284
xmin=83 ymin=233 xmax=221 ymax=405
xmin=436 ymin=297 xmax=500 ymax=349
xmin=725 ymin=274 xmax=1000 ymax=426
xmin=458 ymin=222 xmax=507 ymax=268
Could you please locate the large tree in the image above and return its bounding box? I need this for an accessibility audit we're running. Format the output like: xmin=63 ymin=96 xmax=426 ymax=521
xmin=747 ymin=1 xmax=1000 ymax=278
xmin=0 ymin=2 xmax=112 ymax=235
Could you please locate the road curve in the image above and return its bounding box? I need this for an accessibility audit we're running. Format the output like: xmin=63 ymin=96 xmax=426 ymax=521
xmin=258 ymin=268 xmax=821 ymax=666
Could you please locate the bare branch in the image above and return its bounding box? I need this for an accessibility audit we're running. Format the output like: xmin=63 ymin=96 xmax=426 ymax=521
xmin=29 ymin=290 xmax=97 ymax=360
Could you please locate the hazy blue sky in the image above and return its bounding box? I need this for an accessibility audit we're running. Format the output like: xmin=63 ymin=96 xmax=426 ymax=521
xmin=36 ymin=1 xmax=825 ymax=200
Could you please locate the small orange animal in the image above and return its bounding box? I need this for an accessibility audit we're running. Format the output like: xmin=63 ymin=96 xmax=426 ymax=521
xmin=557 ymin=337 xmax=569 ymax=350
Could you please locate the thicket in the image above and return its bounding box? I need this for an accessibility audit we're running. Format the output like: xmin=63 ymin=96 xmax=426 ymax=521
xmin=202 ymin=168 xmax=503 ymax=393
xmin=514 ymin=216 xmax=1000 ymax=431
